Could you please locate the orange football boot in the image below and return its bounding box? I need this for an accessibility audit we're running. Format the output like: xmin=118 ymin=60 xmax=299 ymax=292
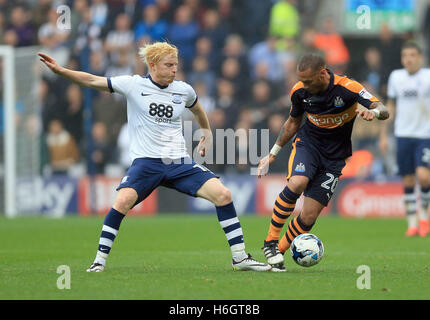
xmin=418 ymin=220 xmax=429 ymax=237
xmin=405 ymin=227 xmax=419 ymax=237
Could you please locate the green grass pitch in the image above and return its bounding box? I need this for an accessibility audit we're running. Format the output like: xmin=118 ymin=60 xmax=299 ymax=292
xmin=1 ymin=214 xmax=429 ymax=300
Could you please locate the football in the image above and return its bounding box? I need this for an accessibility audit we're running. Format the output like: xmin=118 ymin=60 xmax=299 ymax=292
xmin=290 ymin=233 xmax=324 ymax=267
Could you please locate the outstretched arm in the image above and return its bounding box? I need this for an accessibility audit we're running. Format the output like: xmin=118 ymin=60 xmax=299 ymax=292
xmin=355 ymin=101 xmax=390 ymax=121
xmin=38 ymin=52 xmax=110 ymax=92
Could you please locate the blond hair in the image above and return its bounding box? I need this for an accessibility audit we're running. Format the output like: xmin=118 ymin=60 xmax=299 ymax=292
xmin=138 ymin=42 xmax=178 ymax=69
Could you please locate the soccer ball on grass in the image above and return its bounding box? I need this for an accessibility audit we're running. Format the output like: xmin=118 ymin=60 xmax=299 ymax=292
xmin=290 ymin=233 xmax=324 ymax=267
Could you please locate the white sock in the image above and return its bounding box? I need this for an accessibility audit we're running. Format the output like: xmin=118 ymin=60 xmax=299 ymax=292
xmin=418 ymin=209 xmax=428 ymax=221
xmin=231 ymin=243 xmax=247 ymax=262
xmin=94 ymin=251 xmax=108 ymax=266
xmin=407 ymin=214 xmax=418 ymax=228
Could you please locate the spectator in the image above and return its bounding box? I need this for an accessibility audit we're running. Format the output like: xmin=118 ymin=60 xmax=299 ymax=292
xmin=104 ymin=13 xmax=134 ymax=64
xmin=120 ymin=0 xmax=142 ymax=28
xmin=238 ymin=0 xmax=272 ymax=46
xmin=89 ymin=51 xmax=107 ymax=76
xmin=195 ymin=35 xmax=217 ymax=70
xmin=155 ymin=0 xmax=175 ymax=22
xmin=37 ymin=8 xmax=71 ymax=80
xmin=269 ymin=0 xmax=300 ymax=40
xmin=134 ymin=4 xmax=168 ymax=42
xmin=91 ymin=122 xmax=113 ymax=174
xmin=93 ymin=90 xmax=127 ymax=146
xmin=167 ymin=5 xmax=199 ymax=71
xmin=45 ymin=119 xmax=80 ymax=175
xmin=90 ymin=0 xmax=109 ymax=28
xmin=105 ymin=49 xmax=134 ymax=78
xmin=219 ymin=57 xmax=248 ymax=101
xmin=187 ymin=55 xmax=216 ymax=97
xmin=6 ymin=6 xmax=35 ymax=47
xmin=249 ymin=36 xmax=285 ymax=82
xmin=31 ymin=0 xmax=54 ymax=31
xmin=64 ymin=84 xmax=84 ymax=144
xmin=313 ymin=17 xmax=350 ymax=74
xmin=376 ymin=24 xmax=403 ymax=77
xmin=69 ymin=0 xmax=90 ymax=43
xmin=215 ymin=0 xmax=237 ymax=29
xmin=184 ymin=0 xmax=209 ymax=26
xmin=219 ymin=34 xmax=248 ymax=79
xmin=200 ymin=9 xmax=229 ymax=53
xmin=74 ymin=7 xmax=103 ymax=56
xmin=244 ymin=79 xmax=277 ymax=128
xmin=423 ymin=0 xmax=430 ymax=59
xmin=214 ymin=78 xmax=240 ymax=129
xmin=0 ymin=12 xmax=5 ymax=44
xmin=38 ymin=7 xmax=70 ymax=49
xmin=358 ymin=47 xmax=384 ymax=97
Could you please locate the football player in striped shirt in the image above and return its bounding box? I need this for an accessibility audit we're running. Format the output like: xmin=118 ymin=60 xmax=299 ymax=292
xmin=39 ymin=42 xmax=271 ymax=272
xmin=257 ymin=53 xmax=389 ymax=271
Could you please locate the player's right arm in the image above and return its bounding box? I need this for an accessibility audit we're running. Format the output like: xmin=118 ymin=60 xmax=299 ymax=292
xmin=38 ymin=52 xmax=110 ymax=92
xmin=257 ymin=114 xmax=303 ymax=178
xmin=257 ymin=84 xmax=304 ymax=178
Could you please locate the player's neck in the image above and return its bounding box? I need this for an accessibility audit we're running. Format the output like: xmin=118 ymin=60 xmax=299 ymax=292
xmin=406 ymin=68 xmax=420 ymax=76
xmin=149 ymin=73 xmax=170 ymax=88
xmin=318 ymin=73 xmax=331 ymax=94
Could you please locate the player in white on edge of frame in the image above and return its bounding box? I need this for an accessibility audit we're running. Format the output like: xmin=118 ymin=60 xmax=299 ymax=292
xmin=379 ymin=41 xmax=430 ymax=237
xmin=38 ymin=41 xmax=271 ymax=272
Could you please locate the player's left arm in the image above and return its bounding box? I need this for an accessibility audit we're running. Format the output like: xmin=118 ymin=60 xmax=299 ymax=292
xmin=365 ymin=101 xmax=390 ymax=121
xmin=347 ymin=81 xmax=389 ymax=121
xmin=188 ymin=100 xmax=213 ymax=156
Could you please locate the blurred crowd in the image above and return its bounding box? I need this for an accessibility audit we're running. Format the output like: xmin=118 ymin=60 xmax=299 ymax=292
xmin=0 ymin=0 xmax=429 ymax=179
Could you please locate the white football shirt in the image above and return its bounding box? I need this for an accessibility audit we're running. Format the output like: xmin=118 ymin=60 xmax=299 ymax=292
xmin=387 ymin=68 xmax=430 ymax=138
xmin=107 ymin=74 xmax=197 ymax=160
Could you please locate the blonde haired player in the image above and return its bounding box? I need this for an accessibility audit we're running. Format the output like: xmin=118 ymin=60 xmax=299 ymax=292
xmin=39 ymin=42 xmax=271 ymax=272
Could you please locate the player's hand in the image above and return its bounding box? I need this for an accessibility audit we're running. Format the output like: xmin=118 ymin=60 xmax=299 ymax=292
xmin=355 ymin=109 xmax=376 ymax=121
xmin=257 ymin=154 xmax=276 ymax=178
xmin=197 ymin=131 xmax=213 ymax=157
xmin=38 ymin=52 xmax=63 ymax=74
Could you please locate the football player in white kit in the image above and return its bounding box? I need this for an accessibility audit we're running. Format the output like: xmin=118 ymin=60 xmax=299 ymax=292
xmin=379 ymin=41 xmax=430 ymax=237
xmin=38 ymin=42 xmax=271 ymax=272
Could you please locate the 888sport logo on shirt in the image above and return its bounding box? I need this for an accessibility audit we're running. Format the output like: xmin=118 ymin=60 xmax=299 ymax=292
xmin=149 ymin=102 xmax=174 ymax=123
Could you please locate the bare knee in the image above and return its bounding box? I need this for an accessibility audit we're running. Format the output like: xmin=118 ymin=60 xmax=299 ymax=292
xmin=287 ymin=176 xmax=309 ymax=195
xmin=113 ymin=188 xmax=138 ymax=214
xmin=214 ymin=187 xmax=232 ymax=206
xmin=416 ymin=167 xmax=430 ymax=187
xmin=299 ymin=211 xmax=318 ymax=227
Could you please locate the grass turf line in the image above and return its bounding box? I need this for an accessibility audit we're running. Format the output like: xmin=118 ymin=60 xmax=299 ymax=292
xmin=0 ymin=215 xmax=429 ymax=299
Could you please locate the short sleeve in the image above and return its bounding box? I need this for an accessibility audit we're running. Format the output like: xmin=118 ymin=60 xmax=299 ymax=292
xmin=344 ymin=80 xmax=379 ymax=109
xmin=386 ymin=71 xmax=397 ymax=99
xmin=183 ymin=83 xmax=198 ymax=108
xmin=289 ymin=90 xmax=304 ymax=118
xmin=108 ymin=75 xmax=134 ymax=96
